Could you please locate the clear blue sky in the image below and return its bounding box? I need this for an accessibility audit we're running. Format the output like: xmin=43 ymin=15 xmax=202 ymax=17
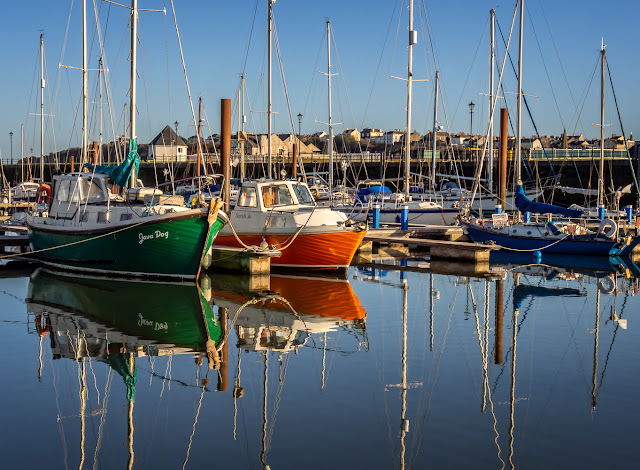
xmin=1 ymin=0 xmax=638 ymax=162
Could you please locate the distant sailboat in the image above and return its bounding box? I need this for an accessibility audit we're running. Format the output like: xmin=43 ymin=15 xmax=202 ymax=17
xmin=462 ymin=3 xmax=637 ymax=256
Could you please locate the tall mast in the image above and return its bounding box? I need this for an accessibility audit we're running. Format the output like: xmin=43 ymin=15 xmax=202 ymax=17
xmin=327 ymin=20 xmax=334 ymax=201
xmin=488 ymin=9 xmax=495 ymax=193
xmin=21 ymin=124 xmax=24 ymax=182
xmin=99 ymin=57 xmax=103 ymax=165
xmin=129 ymin=0 xmax=138 ymax=188
xmin=431 ymin=70 xmax=438 ymax=192
xmin=197 ymin=97 xmax=202 ymax=179
xmin=516 ymin=0 xmax=524 ymax=185
xmin=598 ymin=42 xmax=606 ymax=210
xmin=267 ymin=0 xmax=274 ymax=179
xmin=40 ymin=33 xmax=45 ymax=182
xmin=82 ymin=0 xmax=88 ymax=165
xmin=405 ymin=0 xmax=416 ymax=198
xmin=240 ymin=74 xmax=246 ymax=181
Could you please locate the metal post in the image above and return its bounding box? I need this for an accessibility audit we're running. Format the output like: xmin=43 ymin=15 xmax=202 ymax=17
xmin=499 ymin=108 xmax=509 ymax=210
xmin=129 ymin=0 xmax=138 ymax=189
xmin=9 ymin=131 xmax=13 ymax=165
xmin=488 ymin=9 xmax=496 ymax=193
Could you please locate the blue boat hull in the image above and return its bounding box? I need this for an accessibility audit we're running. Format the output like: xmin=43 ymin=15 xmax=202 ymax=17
xmin=464 ymin=223 xmax=617 ymax=256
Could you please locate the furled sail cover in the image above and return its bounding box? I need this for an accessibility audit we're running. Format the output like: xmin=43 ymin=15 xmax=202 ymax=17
xmin=514 ymin=184 xmax=583 ymax=217
xmin=357 ymin=185 xmax=392 ymax=203
xmin=85 ymin=138 xmax=140 ymax=188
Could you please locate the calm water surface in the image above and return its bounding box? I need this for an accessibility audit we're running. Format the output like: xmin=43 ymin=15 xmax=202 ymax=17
xmin=0 ymin=259 xmax=638 ymax=469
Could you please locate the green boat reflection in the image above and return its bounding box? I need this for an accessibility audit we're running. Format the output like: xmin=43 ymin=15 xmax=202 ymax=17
xmin=26 ymin=268 xmax=223 ymax=358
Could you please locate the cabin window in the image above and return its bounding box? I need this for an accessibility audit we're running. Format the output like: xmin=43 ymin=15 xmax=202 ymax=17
xmin=237 ymin=187 xmax=258 ymax=207
xmin=262 ymin=186 xmax=276 ymax=207
xmin=81 ymin=179 xmax=105 ymax=202
xmin=97 ymin=212 xmax=108 ymax=223
xmin=292 ymin=184 xmax=314 ymax=205
xmin=56 ymin=180 xmax=71 ymax=203
xmin=276 ymin=185 xmax=293 ymax=205
xmin=68 ymin=180 xmax=82 ymax=203
xmin=262 ymin=185 xmax=294 ymax=207
xmin=120 ymin=213 xmax=133 ymax=221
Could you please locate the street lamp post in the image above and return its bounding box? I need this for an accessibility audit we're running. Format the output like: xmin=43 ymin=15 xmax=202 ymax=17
xmin=469 ymin=101 xmax=475 ymax=157
xmin=297 ymin=112 xmax=303 ymax=150
xmin=174 ymin=120 xmax=179 ymax=161
xmin=9 ymin=131 xmax=13 ymax=164
xmin=469 ymin=101 xmax=475 ymax=137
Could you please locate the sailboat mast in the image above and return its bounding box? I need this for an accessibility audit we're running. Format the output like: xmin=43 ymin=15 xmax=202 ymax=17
xmin=239 ymin=74 xmax=246 ymax=181
xmin=431 ymin=70 xmax=438 ymax=192
xmin=21 ymin=124 xmax=24 ymax=182
xmin=197 ymin=97 xmax=202 ymax=179
xmin=327 ymin=20 xmax=334 ymax=200
xmin=516 ymin=0 xmax=523 ymax=185
xmin=598 ymin=43 xmax=606 ymax=209
xmin=82 ymin=0 xmax=88 ymax=165
xmin=99 ymin=57 xmax=103 ymax=165
xmin=40 ymin=34 xmax=45 ymax=182
xmin=405 ymin=0 xmax=415 ymax=197
xmin=129 ymin=0 xmax=138 ymax=188
xmin=488 ymin=9 xmax=495 ymax=193
xmin=267 ymin=0 xmax=274 ymax=179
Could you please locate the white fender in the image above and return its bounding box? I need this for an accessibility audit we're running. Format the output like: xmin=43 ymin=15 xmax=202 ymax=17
xmin=598 ymin=218 xmax=617 ymax=239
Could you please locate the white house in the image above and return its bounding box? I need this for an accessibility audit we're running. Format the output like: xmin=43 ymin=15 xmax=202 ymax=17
xmin=148 ymin=125 xmax=188 ymax=162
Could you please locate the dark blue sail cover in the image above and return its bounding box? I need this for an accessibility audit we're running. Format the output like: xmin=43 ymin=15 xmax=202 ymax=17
xmin=357 ymin=185 xmax=392 ymax=203
xmin=515 ymin=184 xmax=583 ymax=217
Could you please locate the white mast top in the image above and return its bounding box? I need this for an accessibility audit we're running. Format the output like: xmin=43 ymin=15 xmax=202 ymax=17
xmin=327 ymin=20 xmax=334 ymax=201
xmin=82 ymin=0 xmax=88 ymax=165
xmin=267 ymin=0 xmax=274 ymax=179
xmin=405 ymin=0 xmax=416 ymax=198
xmin=598 ymin=40 xmax=606 ymax=209
xmin=516 ymin=0 xmax=523 ymax=185
xmin=40 ymin=33 xmax=45 ymax=182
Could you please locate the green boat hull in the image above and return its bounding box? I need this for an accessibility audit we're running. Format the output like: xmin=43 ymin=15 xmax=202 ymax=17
xmin=28 ymin=212 xmax=225 ymax=279
xmin=27 ymin=269 xmax=222 ymax=349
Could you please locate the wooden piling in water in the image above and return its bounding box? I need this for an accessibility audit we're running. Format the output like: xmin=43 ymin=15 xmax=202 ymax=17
xmin=221 ymin=98 xmax=231 ymax=212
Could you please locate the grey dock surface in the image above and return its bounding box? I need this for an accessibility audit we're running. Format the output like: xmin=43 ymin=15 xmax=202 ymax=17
xmin=362 ymin=226 xmax=497 ymax=263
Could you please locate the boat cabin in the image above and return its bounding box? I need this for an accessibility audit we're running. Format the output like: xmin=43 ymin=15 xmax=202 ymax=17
xmin=234 ymin=180 xmax=315 ymax=212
